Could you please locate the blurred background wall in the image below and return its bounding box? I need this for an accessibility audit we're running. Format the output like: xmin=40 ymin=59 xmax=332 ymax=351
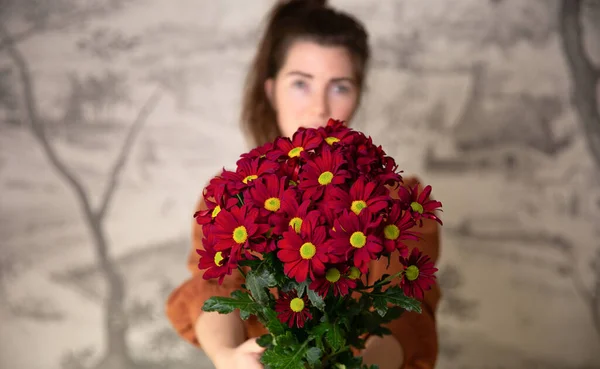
xmin=1 ymin=1 xmax=599 ymax=368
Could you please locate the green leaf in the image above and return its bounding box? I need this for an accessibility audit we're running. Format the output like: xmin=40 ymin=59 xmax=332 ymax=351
xmin=262 ymin=307 xmax=286 ymax=336
xmin=295 ymin=280 xmax=309 ymax=297
xmin=261 ymin=341 xmax=308 ymax=369
xmin=246 ymin=266 xmax=277 ymax=305
xmin=304 ymin=347 xmax=322 ymax=366
xmin=307 ymin=288 xmax=326 ymax=311
xmin=326 ymin=324 xmax=344 ymax=351
xmin=371 ymin=285 xmax=421 ymax=313
xmin=257 ymin=334 xmax=273 ymax=348
xmin=202 ymin=291 xmax=260 ymax=317
xmin=372 ymin=297 xmax=388 ymax=317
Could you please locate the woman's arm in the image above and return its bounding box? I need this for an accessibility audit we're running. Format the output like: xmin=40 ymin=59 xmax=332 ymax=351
xmin=165 ymin=197 xmax=247 ymax=348
xmin=361 ymin=176 xmax=442 ymax=369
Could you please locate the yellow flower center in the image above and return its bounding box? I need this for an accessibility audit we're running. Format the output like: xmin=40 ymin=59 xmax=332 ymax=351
xmin=243 ymin=174 xmax=258 ymax=184
xmin=264 ymin=197 xmax=281 ymax=212
xmin=410 ymin=201 xmax=424 ymax=214
xmin=213 ymin=251 xmax=224 ymax=267
xmin=232 ymin=226 xmax=248 ymax=244
xmin=290 ymin=297 xmax=305 ymax=312
xmin=211 ymin=205 xmax=221 ymax=218
xmin=288 ymin=147 xmax=304 ymax=158
xmin=325 ymin=137 xmax=340 ymax=145
xmin=405 ymin=265 xmax=420 ymax=281
xmin=384 ymin=224 xmax=400 ymax=240
xmin=348 ymin=267 xmax=361 ymax=280
xmin=350 ymin=200 xmax=368 ymax=215
xmin=349 ymin=231 xmax=366 ymax=248
xmin=299 ymin=242 xmax=317 ymax=259
xmin=289 ymin=217 xmax=303 ymax=233
xmin=326 ymin=268 xmax=341 ymax=283
xmin=318 ymin=171 xmax=334 ymax=185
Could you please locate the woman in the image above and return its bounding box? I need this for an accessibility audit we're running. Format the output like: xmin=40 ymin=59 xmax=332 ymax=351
xmin=165 ymin=1 xmax=441 ymax=368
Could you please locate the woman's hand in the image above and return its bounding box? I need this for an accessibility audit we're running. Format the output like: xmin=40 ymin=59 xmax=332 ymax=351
xmin=212 ymin=338 xmax=265 ymax=369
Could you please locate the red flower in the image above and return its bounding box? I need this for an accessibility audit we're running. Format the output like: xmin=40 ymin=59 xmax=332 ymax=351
xmin=381 ymin=203 xmax=419 ymax=257
xmin=400 ymin=248 xmax=437 ymax=300
xmin=247 ymin=174 xmax=288 ymax=219
xmin=240 ymin=141 xmax=274 ymax=160
xmin=274 ymin=291 xmax=312 ymax=328
xmin=268 ymin=128 xmax=323 ymax=161
xmin=194 ymin=195 xmax=238 ymax=229
xmin=196 ymin=233 xmax=236 ymax=285
xmin=277 ymin=212 xmax=329 ymax=283
xmin=316 ymin=119 xmax=356 ymax=147
xmin=271 ymin=188 xmax=312 ymax=236
xmin=221 ymin=157 xmax=278 ymax=193
xmin=398 ymin=183 xmax=443 ymax=226
xmin=309 ymin=265 xmax=357 ymax=298
xmin=330 ymin=177 xmax=389 ymax=217
xmin=298 ymin=145 xmax=350 ymax=201
xmin=212 ymin=205 xmax=270 ymax=258
xmin=329 ymin=210 xmax=383 ymax=273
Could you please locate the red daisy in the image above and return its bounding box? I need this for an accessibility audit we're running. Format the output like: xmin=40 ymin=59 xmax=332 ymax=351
xmin=277 ymin=212 xmax=329 ymax=283
xmin=329 ymin=210 xmax=383 ymax=273
xmin=221 ymin=157 xmax=279 ymax=192
xmin=397 ymin=183 xmax=443 ymax=226
xmin=271 ymin=188 xmax=312 ymax=236
xmin=400 ymin=248 xmax=438 ymax=300
xmin=381 ymin=202 xmax=419 ymax=257
xmin=246 ymin=174 xmax=288 ymax=219
xmin=298 ymin=145 xmax=350 ymax=201
xmin=212 ymin=205 xmax=270 ymax=258
xmin=196 ymin=233 xmax=236 ymax=285
xmin=316 ymin=118 xmax=356 ymax=147
xmin=309 ymin=265 xmax=357 ymax=298
xmin=239 ymin=141 xmax=274 ymax=160
xmin=194 ymin=195 xmax=238 ymax=228
xmin=274 ymin=291 xmax=312 ymax=328
xmin=329 ymin=177 xmax=390 ymax=217
xmin=268 ymin=128 xmax=323 ymax=161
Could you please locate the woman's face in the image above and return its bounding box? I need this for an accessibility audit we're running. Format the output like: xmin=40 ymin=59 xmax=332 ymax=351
xmin=265 ymin=40 xmax=361 ymax=138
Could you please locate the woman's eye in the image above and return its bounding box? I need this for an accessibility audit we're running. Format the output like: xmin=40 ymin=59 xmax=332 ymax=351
xmin=292 ymin=80 xmax=307 ymax=89
xmin=332 ymin=84 xmax=351 ymax=94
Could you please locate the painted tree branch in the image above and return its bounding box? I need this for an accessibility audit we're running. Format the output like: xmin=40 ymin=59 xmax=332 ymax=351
xmin=0 ymin=23 xmax=97 ymax=225
xmin=97 ymin=89 xmax=162 ymax=220
xmin=559 ymin=0 xmax=600 ymax=170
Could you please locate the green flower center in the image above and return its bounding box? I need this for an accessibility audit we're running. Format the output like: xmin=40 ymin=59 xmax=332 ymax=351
xmin=350 ymin=231 xmax=366 ymax=248
xmin=211 ymin=205 xmax=221 ymax=218
xmin=290 ymin=297 xmax=305 ymax=312
xmin=325 ymin=137 xmax=340 ymax=145
xmin=410 ymin=201 xmax=424 ymax=214
xmin=264 ymin=197 xmax=281 ymax=212
xmin=350 ymin=200 xmax=368 ymax=215
xmin=213 ymin=251 xmax=224 ymax=267
xmin=348 ymin=267 xmax=361 ymax=280
xmin=289 ymin=217 xmax=303 ymax=233
xmin=232 ymin=226 xmax=248 ymax=244
xmin=299 ymin=242 xmax=316 ymax=259
xmin=405 ymin=265 xmax=419 ymax=281
xmin=288 ymin=147 xmax=304 ymax=158
xmin=318 ymin=171 xmax=334 ymax=185
xmin=326 ymin=268 xmax=341 ymax=283
xmin=243 ymin=174 xmax=258 ymax=184
xmin=384 ymin=224 xmax=400 ymax=240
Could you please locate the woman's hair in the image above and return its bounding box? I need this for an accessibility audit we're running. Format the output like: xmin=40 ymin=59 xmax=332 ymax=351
xmin=240 ymin=0 xmax=370 ymax=147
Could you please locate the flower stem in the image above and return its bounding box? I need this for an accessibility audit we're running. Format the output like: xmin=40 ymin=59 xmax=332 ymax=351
xmin=359 ymin=271 xmax=403 ymax=290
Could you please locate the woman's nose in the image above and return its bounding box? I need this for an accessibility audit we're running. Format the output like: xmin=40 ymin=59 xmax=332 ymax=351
xmin=311 ymin=88 xmax=330 ymax=120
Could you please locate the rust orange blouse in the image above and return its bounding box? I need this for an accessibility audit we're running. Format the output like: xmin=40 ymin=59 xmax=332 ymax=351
xmin=165 ymin=176 xmax=442 ymax=369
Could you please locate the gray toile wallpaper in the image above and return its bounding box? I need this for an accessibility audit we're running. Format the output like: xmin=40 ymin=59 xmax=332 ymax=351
xmin=1 ymin=0 xmax=600 ymax=368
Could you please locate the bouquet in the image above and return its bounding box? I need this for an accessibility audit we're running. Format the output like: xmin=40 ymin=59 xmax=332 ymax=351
xmin=195 ymin=119 xmax=443 ymax=369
